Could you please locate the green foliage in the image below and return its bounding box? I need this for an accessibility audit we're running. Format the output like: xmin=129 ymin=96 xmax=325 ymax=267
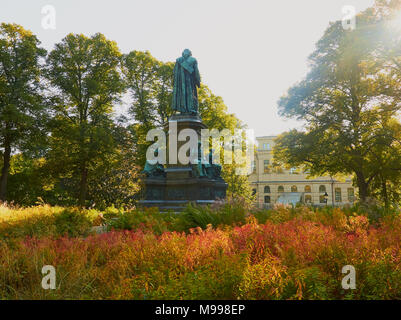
xmin=0 ymin=205 xmax=59 ymax=240
xmin=0 ymin=24 xmax=253 ymax=207
xmin=173 ymin=201 xmax=249 ymax=231
xmin=121 ymin=51 xmax=174 ymax=168
xmin=198 ymin=85 xmax=255 ymax=203
xmin=7 ymin=155 xmax=50 ymax=206
xmin=105 ymin=207 xmax=173 ymax=235
xmin=0 ymin=204 xmax=400 ymax=299
xmin=274 ymin=4 xmax=401 ymax=205
xmin=237 ymin=256 xmax=289 ymax=300
xmin=0 ymin=205 xmax=97 ymax=240
xmin=0 ymin=23 xmax=47 ymax=201
xmin=45 ymin=33 xmax=126 ymax=207
xmin=147 ymin=255 xmax=246 ymax=300
xmin=104 ymin=199 xmax=252 ymax=234
xmin=86 ymin=120 xmax=141 ymax=209
xmin=54 ymin=208 xmax=93 ymax=237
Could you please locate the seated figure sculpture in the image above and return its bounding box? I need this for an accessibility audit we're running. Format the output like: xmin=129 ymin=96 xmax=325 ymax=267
xmin=192 ymin=143 xmax=222 ymax=180
xmin=205 ymin=149 xmax=222 ymax=179
xmin=142 ymin=149 xmax=165 ymax=178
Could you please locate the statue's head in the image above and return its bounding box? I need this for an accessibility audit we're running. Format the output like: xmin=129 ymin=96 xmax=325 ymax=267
xmin=182 ymin=49 xmax=192 ymax=59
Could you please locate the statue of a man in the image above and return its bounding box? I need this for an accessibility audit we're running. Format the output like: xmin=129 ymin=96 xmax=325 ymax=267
xmin=172 ymin=49 xmax=201 ymax=115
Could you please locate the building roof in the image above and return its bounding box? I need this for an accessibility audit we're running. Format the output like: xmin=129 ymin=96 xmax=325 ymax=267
xmin=256 ymin=136 xmax=277 ymax=139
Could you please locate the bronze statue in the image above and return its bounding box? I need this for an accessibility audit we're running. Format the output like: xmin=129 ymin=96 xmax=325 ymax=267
xmin=172 ymin=49 xmax=201 ymax=115
xmin=142 ymin=149 xmax=165 ymax=178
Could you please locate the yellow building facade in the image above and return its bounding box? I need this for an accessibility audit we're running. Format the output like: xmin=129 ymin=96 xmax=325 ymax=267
xmin=249 ymin=136 xmax=356 ymax=208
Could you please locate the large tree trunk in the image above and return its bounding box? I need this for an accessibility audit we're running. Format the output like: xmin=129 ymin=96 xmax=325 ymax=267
xmin=355 ymin=171 xmax=369 ymax=203
xmin=382 ymin=178 xmax=389 ymax=210
xmin=78 ymin=164 xmax=88 ymax=207
xmin=0 ymin=139 xmax=11 ymax=201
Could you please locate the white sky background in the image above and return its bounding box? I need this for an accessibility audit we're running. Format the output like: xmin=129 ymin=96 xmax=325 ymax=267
xmin=1 ymin=0 xmax=375 ymax=136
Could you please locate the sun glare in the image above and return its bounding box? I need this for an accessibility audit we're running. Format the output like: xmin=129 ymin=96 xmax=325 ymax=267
xmin=389 ymin=11 xmax=401 ymax=30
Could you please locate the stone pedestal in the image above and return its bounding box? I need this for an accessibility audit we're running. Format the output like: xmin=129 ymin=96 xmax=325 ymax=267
xmin=139 ymin=114 xmax=227 ymax=212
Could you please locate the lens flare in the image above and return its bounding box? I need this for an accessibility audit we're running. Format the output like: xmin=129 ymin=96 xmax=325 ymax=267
xmin=389 ymin=11 xmax=401 ymax=30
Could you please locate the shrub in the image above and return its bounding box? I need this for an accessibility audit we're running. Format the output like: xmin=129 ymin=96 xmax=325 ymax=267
xmin=54 ymin=208 xmax=93 ymax=237
xmin=105 ymin=207 xmax=172 ymax=235
xmin=237 ymin=255 xmax=289 ymax=300
xmin=0 ymin=205 xmax=99 ymax=240
xmin=0 ymin=204 xmax=401 ymax=300
xmin=173 ymin=202 xmax=248 ymax=232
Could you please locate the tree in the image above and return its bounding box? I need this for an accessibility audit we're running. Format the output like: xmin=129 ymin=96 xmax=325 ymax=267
xmin=367 ymin=119 xmax=401 ymax=208
xmin=86 ymin=118 xmax=141 ymax=209
xmin=6 ymin=154 xmax=49 ymax=205
xmin=274 ymin=7 xmax=401 ymax=203
xmin=0 ymin=23 xmax=47 ymax=201
xmin=198 ymin=85 xmax=255 ymax=203
xmin=122 ymin=51 xmax=159 ymax=128
xmin=198 ymin=85 xmax=241 ymax=131
xmin=45 ymin=33 xmax=125 ymax=206
xmin=368 ymin=0 xmax=401 ymax=207
xmin=122 ymin=51 xmax=174 ymax=167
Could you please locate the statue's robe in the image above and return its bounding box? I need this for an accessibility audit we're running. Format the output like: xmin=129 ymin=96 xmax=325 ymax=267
xmin=172 ymin=56 xmax=201 ymax=114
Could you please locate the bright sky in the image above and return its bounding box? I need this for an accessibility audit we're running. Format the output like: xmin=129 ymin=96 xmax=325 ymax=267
xmin=1 ymin=0 xmax=375 ymax=136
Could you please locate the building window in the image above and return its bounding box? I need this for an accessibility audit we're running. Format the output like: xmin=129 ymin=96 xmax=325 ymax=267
xmin=252 ymin=189 xmax=256 ymax=196
xmin=304 ymin=185 xmax=311 ymax=193
xmin=264 ymin=196 xmax=271 ymax=204
xmin=263 ymin=160 xmax=270 ymax=173
xmin=278 ymin=186 xmax=284 ymax=193
xmin=348 ymin=188 xmax=355 ymax=202
xmin=291 ymin=185 xmax=298 ymax=192
xmin=335 ymin=188 xmax=342 ymax=203
xmin=262 ymin=143 xmax=271 ymax=150
xmin=264 ymin=186 xmax=270 ymax=193
xmin=319 ymin=185 xmax=326 ymax=193
xmin=319 ymin=195 xmax=326 ymax=204
xmin=305 ymin=195 xmax=312 ymax=204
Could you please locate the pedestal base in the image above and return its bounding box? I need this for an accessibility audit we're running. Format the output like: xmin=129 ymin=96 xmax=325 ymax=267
xmin=139 ymin=114 xmax=228 ymax=212
xmin=139 ymin=176 xmax=227 ymax=212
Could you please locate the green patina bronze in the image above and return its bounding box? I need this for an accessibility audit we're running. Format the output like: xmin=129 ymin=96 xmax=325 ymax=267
xmin=172 ymin=49 xmax=201 ymax=115
xmin=140 ymin=50 xmax=227 ymax=211
xmin=192 ymin=142 xmax=222 ymax=179
xmin=142 ymin=149 xmax=165 ymax=177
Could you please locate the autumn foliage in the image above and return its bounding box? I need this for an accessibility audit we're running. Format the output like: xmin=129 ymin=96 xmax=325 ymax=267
xmin=0 ymin=202 xmax=400 ymax=299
